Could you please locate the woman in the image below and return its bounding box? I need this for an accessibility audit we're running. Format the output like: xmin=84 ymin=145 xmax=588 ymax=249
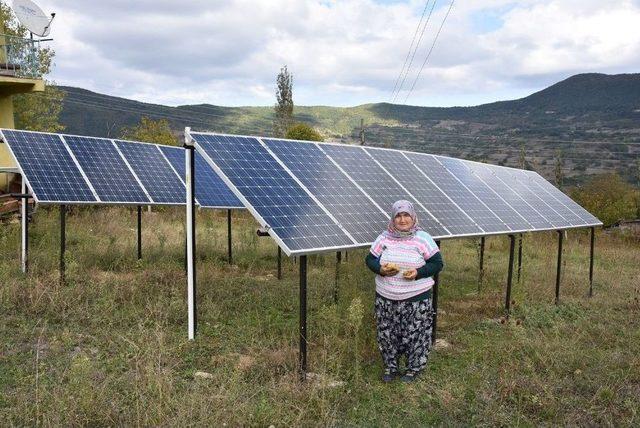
xmin=365 ymin=200 xmax=444 ymax=382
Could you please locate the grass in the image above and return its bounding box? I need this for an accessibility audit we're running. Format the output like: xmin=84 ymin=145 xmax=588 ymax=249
xmin=1 ymin=206 xmax=639 ymax=426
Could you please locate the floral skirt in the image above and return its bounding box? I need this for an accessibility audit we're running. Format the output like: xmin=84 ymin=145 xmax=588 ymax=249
xmin=374 ymin=294 xmax=434 ymax=374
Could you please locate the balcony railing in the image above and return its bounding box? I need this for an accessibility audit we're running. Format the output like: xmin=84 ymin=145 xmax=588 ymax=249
xmin=0 ymin=34 xmax=45 ymax=79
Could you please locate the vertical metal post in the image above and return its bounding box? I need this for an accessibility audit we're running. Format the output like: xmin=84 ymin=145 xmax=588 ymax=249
xmin=345 ymin=251 xmax=348 ymax=263
xmin=505 ymin=235 xmax=515 ymax=315
xmin=137 ymin=205 xmax=142 ymax=260
xmin=299 ymin=255 xmax=308 ymax=381
xmin=334 ymin=251 xmax=342 ymax=304
xmin=589 ymin=227 xmax=595 ymax=297
xmin=185 ymin=133 xmax=197 ymax=340
xmin=432 ymin=240 xmax=441 ymax=345
xmin=227 ymin=209 xmax=232 ymax=264
xmin=20 ymin=179 xmax=28 ymax=273
xmin=555 ymin=230 xmax=563 ymax=305
xmin=277 ymin=247 xmax=282 ymax=280
xmin=517 ymin=234 xmax=523 ymax=283
xmin=478 ymin=236 xmax=485 ymax=291
xmin=60 ymin=205 xmax=66 ymax=284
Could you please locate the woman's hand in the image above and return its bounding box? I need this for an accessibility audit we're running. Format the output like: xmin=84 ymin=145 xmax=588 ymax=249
xmin=402 ymin=269 xmax=418 ymax=280
xmin=380 ymin=263 xmax=400 ymax=276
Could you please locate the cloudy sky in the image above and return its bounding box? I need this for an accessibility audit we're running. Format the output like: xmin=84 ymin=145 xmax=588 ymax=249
xmin=29 ymin=0 xmax=640 ymax=107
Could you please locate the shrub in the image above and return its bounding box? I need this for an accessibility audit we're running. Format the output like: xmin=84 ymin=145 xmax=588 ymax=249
xmin=569 ymin=173 xmax=640 ymax=226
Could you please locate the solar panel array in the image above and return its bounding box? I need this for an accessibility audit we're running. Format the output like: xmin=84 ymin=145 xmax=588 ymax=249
xmin=190 ymin=131 xmax=601 ymax=256
xmin=0 ymin=129 xmax=242 ymax=209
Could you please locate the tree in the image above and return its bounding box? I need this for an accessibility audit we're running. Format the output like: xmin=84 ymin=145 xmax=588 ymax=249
xmin=518 ymin=142 xmax=526 ymax=169
xmin=120 ymin=116 xmax=178 ymax=146
xmin=285 ymin=123 xmax=323 ymax=141
xmin=1 ymin=1 xmax=65 ymax=131
xmin=570 ymin=173 xmax=640 ymax=226
xmin=273 ymin=65 xmax=293 ymax=138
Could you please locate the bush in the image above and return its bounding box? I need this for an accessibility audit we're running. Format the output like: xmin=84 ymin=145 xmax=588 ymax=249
xmin=285 ymin=123 xmax=324 ymax=141
xmin=569 ymin=173 xmax=640 ymax=226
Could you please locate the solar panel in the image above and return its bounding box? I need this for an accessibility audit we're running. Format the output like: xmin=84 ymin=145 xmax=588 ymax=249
xmin=524 ymin=171 xmax=600 ymax=226
xmin=488 ymin=165 xmax=572 ymax=228
xmin=1 ymin=129 xmax=96 ymax=203
xmin=438 ymin=156 xmax=533 ymax=232
xmin=320 ymin=143 xmax=449 ymax=237
xmin=115 ymin=140 xmax=186 ymax=204
xmin=263 ymin=138 xmax=389 ymax=243
xmin=63 ymin=135 xmax=150 ymax=203
xmin=190 ymin=133 xmax=356 ymax=254
xmin=364 ymin=147 xmax=482 ymax=235
xmin=464 ymin=161 xmax=553 ymax=229
xmin=408 ymin=153 xmax=507 ymax=233
xmin=158 ymin=145 xmax=243 ymax=209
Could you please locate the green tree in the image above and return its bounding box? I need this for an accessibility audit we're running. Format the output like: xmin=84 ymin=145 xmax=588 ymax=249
xmin=570 ymin=173 xmax=640 ymax=226
xmin=273 ymin=65 xmax=293 ymax=138
xmin=120 ymin=116 xmax=178 ymax=146
xmin=1 ymin=1 xmax=65 ymax=131
xmin=285 ymin=123 xmax=323 ymax=142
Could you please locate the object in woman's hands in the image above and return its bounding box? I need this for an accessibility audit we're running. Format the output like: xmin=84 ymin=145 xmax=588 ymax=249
xmin=381 ymin=262 xmax=400 ymax=276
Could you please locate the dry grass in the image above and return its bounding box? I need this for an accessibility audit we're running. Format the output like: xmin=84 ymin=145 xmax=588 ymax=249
xmin=1 ymin=206 xmax=639 ymax=426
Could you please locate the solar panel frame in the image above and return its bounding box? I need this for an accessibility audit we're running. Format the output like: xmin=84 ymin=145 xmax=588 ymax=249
xmin=187 ymin=130 xmax=602 ymax=254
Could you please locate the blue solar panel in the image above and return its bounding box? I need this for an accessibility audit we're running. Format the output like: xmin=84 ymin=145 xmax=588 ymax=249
xmin=464 ymin=161 xmax=553 ymax=229
xmin=488 ymin=165 xmax=571 ymax=228
xmin=320 ymin=143 xmax=449 ymax=238
xmin=115 ymin=140 xmax=186 ymax=204
xmin=263 ymin=138 xmax=388 ymax=244
xmin=158 ymin=145 xmax=242 ymax=208
xmin=1 ymin=130 xmax=96 ymax=203
xmin=524 ymin=171 xmax=600 ymax=226
xmin=190 ymin=133 xmax=355 ymax=253
xmin=407 ymin=153 xmax=506 ymax=233
xmin=365 ymin=147 xmax=482 ymax=235
xmin=63 ymin=136 xmax=150 ymax=203
xmin=438 ymin=157 xmax=533 ymax=232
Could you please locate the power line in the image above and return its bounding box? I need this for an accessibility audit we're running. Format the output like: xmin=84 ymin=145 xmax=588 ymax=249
xmin=392 ymin=0 xmax=438 ymax=103
xmin=404 ymin=0 xmax=455 ymax=104
xmin=390 ymin=0 xmax=433 ymax=100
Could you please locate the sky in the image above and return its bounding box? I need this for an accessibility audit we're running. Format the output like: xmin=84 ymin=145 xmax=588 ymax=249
xmin=26 ymin=0 xmax=640 ymax=107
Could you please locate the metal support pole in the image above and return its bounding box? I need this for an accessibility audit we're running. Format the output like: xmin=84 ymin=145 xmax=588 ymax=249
xmin=60 ymin=205 xmax=66 ymax=284
xmin=185 ymin=139 xmax=197 ymax=340
xmin=345 ymin=251 xmax=348 ymax=263
xmin=277 ymin=247 xmax=282 ymax=280
xmin=227 ymin=209 xmax=232 ymax=264
xmin=432 ymin=240 xmax=441 ymax=345
xmin=334 ymin=251 xmax=342 ymax=304
xmin=589 ymin=227 xmax=595 ymax=297
xmin=478 ymin=236 xmax=485 ymax=291
xmin=299 ymin=255 xmax=308 ymax=381
xmin=505 ymin=235 xmax=515 ymax=315
xmin=20 ymin=179 xmax=28 ymax=273
xmin=137 ymin=206 xmax=142 ymax=260
xmin=555 ymin=230 xmax=563 ymax=305
xmin=517 ymin=234 xmax=523 ymax=284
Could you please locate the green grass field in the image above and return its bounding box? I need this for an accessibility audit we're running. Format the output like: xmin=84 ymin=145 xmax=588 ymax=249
xmin=1 ymin=207 xmax=639 ymax=426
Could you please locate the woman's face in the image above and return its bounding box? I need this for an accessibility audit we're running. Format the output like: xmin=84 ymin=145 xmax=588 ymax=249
xmin=393 ymin=212 xmax=414 ymax=231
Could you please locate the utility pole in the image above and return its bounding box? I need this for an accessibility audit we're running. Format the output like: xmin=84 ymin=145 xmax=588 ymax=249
xmin=359 ymin=118 xmax=365 ymax=146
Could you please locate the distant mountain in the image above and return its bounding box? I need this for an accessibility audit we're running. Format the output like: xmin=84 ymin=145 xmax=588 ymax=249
xmin=57 ymin=73 xmax=640 ymax=184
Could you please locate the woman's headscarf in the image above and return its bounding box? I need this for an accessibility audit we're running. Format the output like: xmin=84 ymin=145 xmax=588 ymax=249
xmin=386 ymin=200 xmax=421 ymax=239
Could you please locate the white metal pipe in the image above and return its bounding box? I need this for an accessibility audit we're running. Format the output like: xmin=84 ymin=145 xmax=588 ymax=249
xmin=21 ymin=177 xmax=27 ymax=273
xmin=185 ymin=142 xmax=195 ymax=340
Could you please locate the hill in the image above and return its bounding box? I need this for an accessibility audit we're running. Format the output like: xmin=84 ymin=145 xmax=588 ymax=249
xmin=57 ymin=73 xmax=640 ymax=184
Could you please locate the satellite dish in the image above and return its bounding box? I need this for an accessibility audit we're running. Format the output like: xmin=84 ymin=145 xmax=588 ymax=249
xmin=12 ymin=0 xmax=55 ymax=37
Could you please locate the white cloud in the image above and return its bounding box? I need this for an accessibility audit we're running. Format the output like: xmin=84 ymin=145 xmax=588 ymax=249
xmin=31 ymin=0 xmax=640 ymax=107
